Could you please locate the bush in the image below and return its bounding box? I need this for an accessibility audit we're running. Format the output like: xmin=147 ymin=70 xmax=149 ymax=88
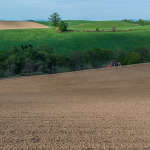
xmin=4 ymin=55 xmax=16 ymax=77
xmin=111 ymin=26 xmax=116 ymax=32
xmin=21 ymin=59 xmax=35 ymax=73
xmin=96 ymin=28 xmax=99 ymax=31
xmin=115 ymin=48 xmax=128 ymax=65
xmin=130 ymin=46 xmax=150 ymax=63
xmin=56 ymin=54 xmax=71 ymax=68
xmin=124 ymin=52 xmax=141 ymax=65
xmin=59 ymin=21 xmax=68 ymax=32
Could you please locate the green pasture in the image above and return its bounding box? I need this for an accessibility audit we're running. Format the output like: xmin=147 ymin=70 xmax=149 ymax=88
xmin=35 ymin=20 xmax=149 ymax=31
xmin=0 ymin=20 xmax=150 ymax=56
xmin=67 ymin=20 xmax=140 ymax=31
xmin=34 ymin=20 xmax=103 ymax=27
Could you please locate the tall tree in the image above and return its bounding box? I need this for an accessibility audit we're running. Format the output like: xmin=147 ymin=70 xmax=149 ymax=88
xmin=48 ymin=12 xmax=61 ymax=27
xmin=69 ymin=49 xmax=84 ymax=71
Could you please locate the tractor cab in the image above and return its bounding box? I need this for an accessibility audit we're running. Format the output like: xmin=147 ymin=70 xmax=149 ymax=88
xmin=111 ymin=60 xmax=117 ymax=67
xmin=107 ymin=60 xmax=121 ymax=68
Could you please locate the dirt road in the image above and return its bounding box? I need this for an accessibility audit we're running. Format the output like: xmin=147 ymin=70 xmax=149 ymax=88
xmin=0 ymin=21 xmax=51 ymax=30
xmin=0 ymin=63 xmax=150 ymax=149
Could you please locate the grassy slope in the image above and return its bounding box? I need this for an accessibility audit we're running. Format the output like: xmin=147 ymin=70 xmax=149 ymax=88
xmin=34 ymin=20 xmax=103 ymax=27
xmin=35 ymin=20 xmax=147 ymax=30
xmin=33 ymin=21 xmax=53 ymax=27
xmin=0 ymin=20 xmax=150 ymax=56
xmin=67 ymin=20 xmax=141 ymax=31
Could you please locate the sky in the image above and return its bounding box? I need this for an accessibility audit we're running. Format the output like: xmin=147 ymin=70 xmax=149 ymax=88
xmin=1 ymin=0 xmax=150 ymax=21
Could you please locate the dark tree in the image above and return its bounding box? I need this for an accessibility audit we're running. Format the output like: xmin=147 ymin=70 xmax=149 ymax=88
xmin=48 ymin=12 xmax=61 ymax=27
xmin=29 ymin=44 xmax=33 ymax=48
xmin=14 ymin=46 xmax=19 ymax=53
xmin=69 ymin=49 xmax=84 ymax=71
xmin=20 ymin=44 xmax=33 ymax=51
xmin=24 ymin=45 xmax=28 ymax=49
xmin=21 ymin=45 xmax=24 ymax=50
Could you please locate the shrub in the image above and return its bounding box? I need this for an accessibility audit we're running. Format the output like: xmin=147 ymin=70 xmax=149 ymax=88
xmin=59 ymin=21 xmax=68 ymax=32
xmin=4 ymin=55 xmax=16 ymax=77
xmin=130 ymin=46 xmax=150 ymax=63
xmin=115 ymin=48 xmax=127 ymax=65
xmin=96 ymin=28 xmax=99 ymax=31
xmin=111 ymin=26 xmax=116 ymax=32
xmin=124 ymin=52 xmax=141 ymax=65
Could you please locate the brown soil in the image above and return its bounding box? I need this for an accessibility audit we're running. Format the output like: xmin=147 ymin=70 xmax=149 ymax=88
xmin=55 ymin=28 xmax=62 ymax=33
xmin=0 ymin=63 xmax=150 ymax=149
xmin=122 ymin=29 xmax=133 ymax=31
xmin=0 ymin=21 xmax=51 ymax=30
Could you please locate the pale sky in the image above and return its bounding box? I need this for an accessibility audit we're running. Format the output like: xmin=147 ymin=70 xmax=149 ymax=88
xmin=1 ymin=0 xmax=150 ymax=21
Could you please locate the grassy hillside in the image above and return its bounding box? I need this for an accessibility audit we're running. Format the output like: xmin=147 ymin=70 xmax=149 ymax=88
xmin=0 ymin=20 xmax=150 ymax=56
xmin=67 ymin=20 xmax=140 ymax=31
xmin=34 ymin=20 xmax=103 ymax=27
xmin=33 ymin=21 xmax=53 ymax=27
xmin=34 ymin=20 xmax=147 ymax=31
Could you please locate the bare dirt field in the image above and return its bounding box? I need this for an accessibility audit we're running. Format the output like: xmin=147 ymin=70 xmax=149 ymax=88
xmin=0 ymin=21 xmax=51 ymax=30
xmin=0 ymin=63 xmax=150 ymax=149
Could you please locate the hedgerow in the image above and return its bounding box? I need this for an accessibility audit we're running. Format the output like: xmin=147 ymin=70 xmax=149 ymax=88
xmin=0 ymin=44 xmax=150 ymax=79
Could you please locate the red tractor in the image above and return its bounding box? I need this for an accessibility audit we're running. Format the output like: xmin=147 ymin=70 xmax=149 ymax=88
xmin=107 ymin=60 xmax=121 ymax=68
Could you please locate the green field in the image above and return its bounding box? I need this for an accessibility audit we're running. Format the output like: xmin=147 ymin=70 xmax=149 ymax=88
xmin=0 ymin=20 xmax=150 ymax=56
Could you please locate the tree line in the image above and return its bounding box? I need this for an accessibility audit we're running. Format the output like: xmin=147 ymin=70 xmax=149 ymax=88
xmin=0 ymin=44 xmax=150 ymax=78
xmin=123 ymin=19 xmax=150 ymax=26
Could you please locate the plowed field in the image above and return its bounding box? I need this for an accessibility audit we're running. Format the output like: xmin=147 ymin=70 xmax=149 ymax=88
xmin=0 ymin=21 xmax=51 ymax=30
xmin=0 ymin=63 xmax=150 ymax=149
